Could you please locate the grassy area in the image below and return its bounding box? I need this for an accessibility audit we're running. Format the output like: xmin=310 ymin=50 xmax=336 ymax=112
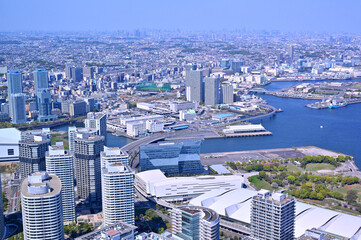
xmin=305 ymin=163 xmax=336 ymax=171
xmin=250 ymin=175 xmax=273 ymax=190
xmin=51 ymin=133 xmax=69 ymax=150
xmin=334 ymin=184 xmax=361 ymax=202
xmin=0 ymin=162 xmax=19 ymax=174
xmin=287 ymin=164 xmax=303 ymax=173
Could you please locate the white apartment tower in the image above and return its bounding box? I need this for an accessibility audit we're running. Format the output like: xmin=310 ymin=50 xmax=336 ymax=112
xmin=172 ymin=206 xmax=220 ymax=240
xmin=21 ymin=172 xmax=64 ymax=240
xmin=101 ymin=162 xmax=135 ymax=226
xmin=46 ymin=142 xmax=75 ymax=222
xmin=251 ymin=190 xmax=295 ymax=240
xmin=100 ymin=146 xmax=129 ymax=168
xmin=85 ymin=112 xmax=107 ymax=144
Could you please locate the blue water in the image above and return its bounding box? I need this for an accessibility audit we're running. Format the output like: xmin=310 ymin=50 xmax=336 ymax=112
xmin=201 ymin=80 xmax=361 ymax=168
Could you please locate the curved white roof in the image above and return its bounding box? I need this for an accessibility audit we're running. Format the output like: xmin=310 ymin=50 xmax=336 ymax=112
xmin=320 ymin=214 xmax=361 ymax=239
xmin=295 ymin=207 xmax=339 ymax=238
xmin=190 ymin=188 xmax=361 ymax=239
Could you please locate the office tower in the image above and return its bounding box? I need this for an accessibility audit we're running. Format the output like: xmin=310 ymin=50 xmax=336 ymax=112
xmin=288 ymin=45 xmax=294 ymax=63
xmin=65 ymin=66 xmax=73 ymax=79
xmin=7 ymin=71 xmax=22 ymax=94
xmin=100 ymin=146 xmax=129 ymax=168
xmin=34 ymin=69 xmax=49 ymax=90
xmin=74 ymin=133 xmax=104 ymax=203
xmin=186 ymin=69 xmax=204 ymax=103
xmin=139 ymin=140 xmax=204 ymax=175
xmin=46 ymin=142 xmax=75 ymax=222
xmin=19 ymin=134 xmax=50 ymax=179
xmin=69 ymin=100 xmax=87 ymax=117
xmin=231 ymin=61 xmax=242 ymax=73
xmin=172 ymin=206 xmax=220 ymax=240
xmin=85 ymin=112 xmax=107 ymax=144
xmin=84 ymin=98 xmax=96 ymax=112
xmin=102 ymin=162 xmax=134 ymax=226
xmin=251 ymin=190 xmax=295 ymax=240
xmin=220 ymin=59 xmax=230 ymax=68
xmin=9 ymin=93 xmax=26 ymax=124
xmin=83 ymin=66 xmax=95 ymax=79
xmin=34 ymin=69 xmax=55 ymax=122
xmin=221 ymin=85 xmax=234 ymax=104
xmin=204 ymin=77 xmax=220 ymax=106
xmin=21 ymin=172 xmax=64 ymax=240
xmin=0 ymin=175 xmax=4 ymax=240
xmin=72 ymin=67 xmax=83 ymax=81
xmin=7 ymin=71 xmax=26 ymax=123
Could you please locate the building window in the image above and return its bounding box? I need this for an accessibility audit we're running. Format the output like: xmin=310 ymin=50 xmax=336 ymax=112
xmin=8 ymin=149 xmax=14 ymax=156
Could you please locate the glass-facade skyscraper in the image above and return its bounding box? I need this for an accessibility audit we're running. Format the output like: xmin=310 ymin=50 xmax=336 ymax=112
xmin=7 ymin=71 xmax=26 ymax=123
xmin=34 ymin=69 xmax=55 ymax=122
xmin=204 ymin=77 xmax=220 ymax=106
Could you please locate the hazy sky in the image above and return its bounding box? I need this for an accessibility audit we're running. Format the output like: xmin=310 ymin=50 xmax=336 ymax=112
xmin=1 ymin=0 xmax=361 ymax=33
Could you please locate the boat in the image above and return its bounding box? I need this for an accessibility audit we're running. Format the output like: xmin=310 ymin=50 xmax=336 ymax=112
xmin=328 ymin=98 xmax=347 ymax=109
xmin=328 ymin=103 xmax=347 ymax=109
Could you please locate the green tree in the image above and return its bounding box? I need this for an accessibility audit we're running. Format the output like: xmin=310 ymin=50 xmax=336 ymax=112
xmin=346 ymin=190 xmax=358 ymax=205
xmin=310 ymin=191 xmax=317 ymax=199
xmin=287 ymin=175 xmax=296 ymax=184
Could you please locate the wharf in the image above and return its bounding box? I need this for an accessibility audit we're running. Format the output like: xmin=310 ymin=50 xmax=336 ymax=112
xmin=223 ymin=131 xmax=272 ymax=138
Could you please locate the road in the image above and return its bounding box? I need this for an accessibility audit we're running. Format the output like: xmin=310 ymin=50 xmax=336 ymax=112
xmin=8 ymin=170 xmax=21 ymax=214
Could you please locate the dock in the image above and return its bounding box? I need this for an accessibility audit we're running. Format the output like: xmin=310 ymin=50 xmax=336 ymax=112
xmin=224 ymin=131 xmax=272 ymax=138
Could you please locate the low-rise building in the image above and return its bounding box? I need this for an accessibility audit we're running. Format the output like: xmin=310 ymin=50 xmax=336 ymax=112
xmin=135 ymin=169 xmax=244 ymax=201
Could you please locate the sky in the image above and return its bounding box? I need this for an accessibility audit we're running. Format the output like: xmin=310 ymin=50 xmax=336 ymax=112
xmin=1 ymin=0 xmax=361 ymax=33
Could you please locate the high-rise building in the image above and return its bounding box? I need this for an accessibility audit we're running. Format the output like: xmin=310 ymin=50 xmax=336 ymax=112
xmin=7 ymin=71 xmax=22 ymax=94
xmin=186 ymin=69 xmax=204 ymax=103
xmin=7 ymin=71 xmax=26 ymax=124
xmin=221 ymin=85 xmax=234 ymax=104
xmin=172 ymin=206 xmax=220 ymax=240
xmin=72 ymin=67 xmax=83 ymax=82
xmin=83 ymin=66 xmax=95 ymax=79
xmin=46 ymin=142 xmax=75 ymax=222
xmin=69 ymin=100 xmax=87 ymax=117
xmin=231 ymin=61 xmax=243 ymax=73
xmin=100 ymin=146 xmax=129 ymax=168
xmin=34 ymin=68 xmax=49 ymax=90
xmin=102 ymin=162 xmax=135 ymax=226
xmin=19 ymin=134 xmax=50 ymax=179
xmin=21 ymin=172 xmax=64 ymax=240
xmin=74 ymin=133 xmax=104 ymax=203
xmin=204 ymin=77 xmax=219 ymax=106
xmin=288 ymin=45 xmax=294 ymax=63
xmin=0 ymin=174 xmax=4 ymax=240
xmin=251 ymin=190 xmax=295 ymax=240
xmin=220 ymin=59 xmax=230 ymax=69
xmin=65 ymin=66 xmax=73 ymax=79
xmin=34 ymin=69 xmax=55 ymax=122
xmin=9 ymin=93 xmax=26 ymax=124
xmin=68 ymin=126 xmax=77 ymax=154
xmin=139 ymin=140 xmax=204 ymax=175
xmin=85 ymin=112 xmax=107 ymax=144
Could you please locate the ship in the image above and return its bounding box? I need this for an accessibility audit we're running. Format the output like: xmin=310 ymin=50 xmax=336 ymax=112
xmin=328 ymin=103 xmax=347 ymax=109
xmin=328 ymin=99 xmax=347 ymax=109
